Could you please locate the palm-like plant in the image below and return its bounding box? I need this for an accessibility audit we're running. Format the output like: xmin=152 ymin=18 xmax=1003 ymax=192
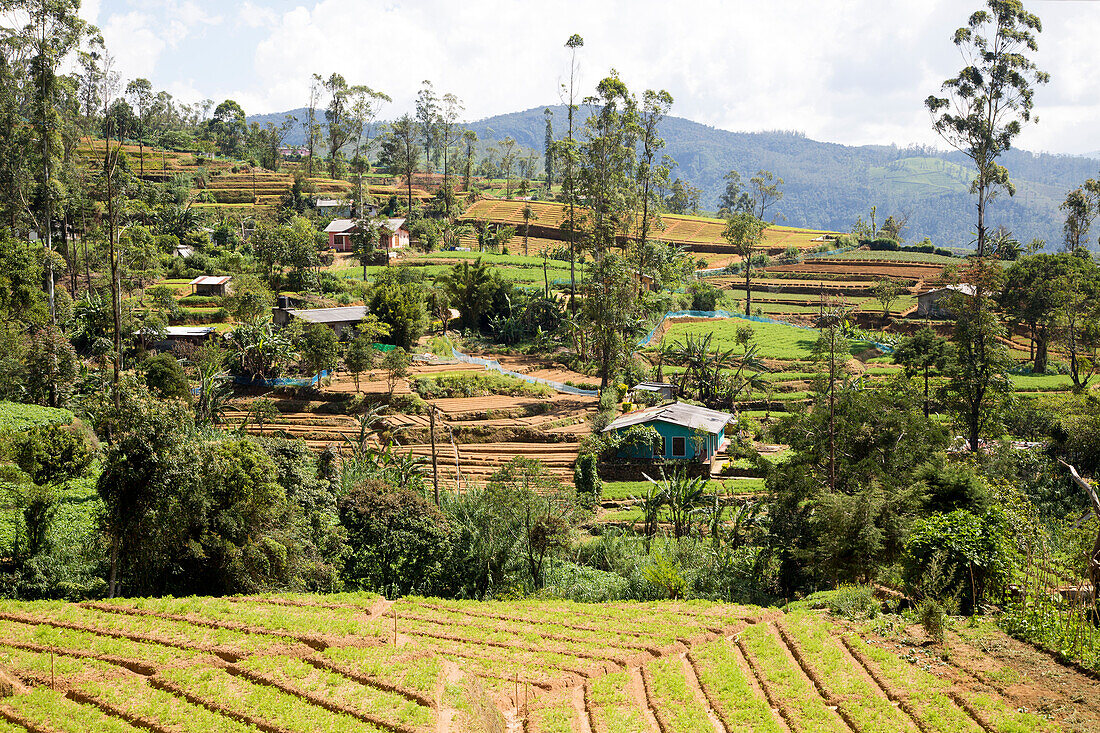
xmin=439 ymin=258 xmax=494 ymax=330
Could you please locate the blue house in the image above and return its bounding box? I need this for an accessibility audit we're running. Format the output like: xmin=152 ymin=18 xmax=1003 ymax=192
xmin=601 ymin=402 xmax=732 ymax=463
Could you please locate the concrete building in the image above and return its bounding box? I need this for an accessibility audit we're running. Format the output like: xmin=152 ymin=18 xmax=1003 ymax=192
xmin=917 ymin=284 xmax=978 ymax=318
xmin=602 ymin=402 xmax=732 ymax=463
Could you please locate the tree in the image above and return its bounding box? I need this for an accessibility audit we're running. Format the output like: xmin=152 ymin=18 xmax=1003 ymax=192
xmin=718 ymin=170 xmax=752 ymax=215
xmin=368 ymin=270 xmax=426 ymax=349
xmin=384 ymin=115 xmax=420 ymax=215
xmin=222 ymin=274 xmax=272 ymax=322
xmin=561 ymin=33 xmax=584 ymax=312
xmin=543 ymin=107 xmax=554 ymax=185
xmin=521 ymin=204 xmax=537 ymax=256
xmin=24 ymin=324 xmax=77 ymax=408
xmin=579 ymin=72 xmax=638 ymax=256
xmin=666 ymin=178 xmax=700 ymax=215
xmin=323 ymin=73 xmax=349 ymax=178
xmin=1060 ymin=180 xmax=1099 ymax=251
xmin=383 ymin=347 xmax=410 ymax=396
xmin=303 ymin=73 xmax=323 ymax=177
xmin=345 ymin=335 xmax=375 ymax=392
xmin=872 ymin=276 xmax=905 ymax=321
xmin=998 ymin=253 xmax=1086 ymax=373
xmin=748 ymin=170 xmax=784 ymax=221
xmin=96 ymin=378 xmax=195 ymax=596
xmin=339 ymin=479 xmax=450 ymax=596
xmin=812 ymin=308 xmax=852 ymax=492
xmin=636 ymin=89 xmax=673 ymax=274
xmin=298 ymin=322 xmax=341 ymax=376
xmin=210 ymin=100 xmax=246 ymax=157
xmin=439 ymin=257 xmax=495 ymax=330
xmin=437 ymin=92 xmax=463 ymax=216
xmin=925 ymin=1 xmax=1048 ymax=258
xmin=944 ymin=284 xmax=1014 ymax=452
xmin=143 ymin=352 xmax=191 ymax=401
xmin=723 ymin=213 xmax=767 ymax=317
xmin=347 ymin=85 xmax=391 ymax=211
xmin=13 ymin=424 xmax=93 ymax=557
xmin=125 ymin=77 xmax=153 ymax=176
xmin=415 ymin=80 xmax=439 ymax=170
xmin=582 ymin=252 xmax=637 ymax=388
xmin=17 ymin=0 xmax=88 ymax=323
xmin=893 ymin=327 xmax=953 ymax=417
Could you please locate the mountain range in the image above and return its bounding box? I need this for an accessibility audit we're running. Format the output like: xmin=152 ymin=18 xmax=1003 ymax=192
xmin=250 ymin=105 xmax=1100 ymax=250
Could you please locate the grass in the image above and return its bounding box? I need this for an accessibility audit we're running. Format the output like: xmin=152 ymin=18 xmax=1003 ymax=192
xmin=2 ymin=687 xmax=145 ymax=733
xmin=657 ymin=318 xmax=877 ymax=361
xmin=812 ymin=250 xmax=957 ymax=264
xmin=528 ymin=695 xmax=573 ymax=733
xmin=159 ymin=664 xmax=373 ymax=733
xmin=844 ymin=630 xmax=1055 ymax=733
xmin=600 ymin=478 xmax=765 ymax=500
xmin=235 ymin=654 xmax=432 ymax=729
xmin=1010 ymin=373 xmax=1078 ymax=392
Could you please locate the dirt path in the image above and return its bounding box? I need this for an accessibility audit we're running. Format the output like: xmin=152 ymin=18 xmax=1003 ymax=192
xmin=625 ymin=666 xmax=662 ymax=733
xmin=435 ymin=659 xmax=462 ymax=733
xmin=570 ymin=685 xmax=592 ymax=733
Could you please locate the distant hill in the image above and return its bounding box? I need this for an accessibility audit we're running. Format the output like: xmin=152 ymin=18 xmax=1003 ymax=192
xmin=249 ymin=105 xmax=1100 ymax=249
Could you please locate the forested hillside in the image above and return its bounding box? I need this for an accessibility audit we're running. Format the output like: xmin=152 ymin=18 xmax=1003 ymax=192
xmin=254 ymin=104 xmax=1100 ymax=249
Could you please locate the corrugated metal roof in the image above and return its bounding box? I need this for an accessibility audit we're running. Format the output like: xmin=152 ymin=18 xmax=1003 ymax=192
xmin=164 ymin=326 xmax=216 ymax=337
xmin=602 ymin=402 xmax=732 ymax=434
xmin=324 ymin=219 xmax=356 ymax=233
xmin=287 ymin=306 xmax=369 ymax=324
xmin=188 ymin=275 xmax=232 ymax=286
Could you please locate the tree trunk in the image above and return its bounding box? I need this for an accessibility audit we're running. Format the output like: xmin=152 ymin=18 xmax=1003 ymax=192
xmin=744 ymin=265 xmax=752 ymax=317
xmin=1033 ymin=330 xmax=1049 ymax=374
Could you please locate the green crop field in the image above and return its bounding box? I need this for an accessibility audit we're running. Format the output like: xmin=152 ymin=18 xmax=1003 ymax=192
xmin=810 ymin=250 xmax=958 ymax=264
xmin=0 ymin=593 xmax=1056 ymax=733
xmin=656 ymin=318 xmax=879 ymax=361
xmin=0 ymin=402 xmax=74 ymax=432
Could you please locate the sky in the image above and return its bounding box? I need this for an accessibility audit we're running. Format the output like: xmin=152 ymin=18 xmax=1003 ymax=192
xmin=79 ymin=0 xmax=1100 ymax=155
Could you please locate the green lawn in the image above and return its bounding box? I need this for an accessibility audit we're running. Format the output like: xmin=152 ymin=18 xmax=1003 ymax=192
xmin=335 ymin=261 xmax=573 ymax=286
xmin=1010 ymin=373 xmax=1082 ymax=392
xmin=0 ymin=402 xmax=73 ymax=432
xmin=600 ymin=478 xmax=765 ymax=500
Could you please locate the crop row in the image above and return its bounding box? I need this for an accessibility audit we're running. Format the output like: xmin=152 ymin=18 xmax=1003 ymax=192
xmin=393 ymin=602 xmax=663 ymax=652
xmin=0 ymin=602 xmax=296 ymax=659
xmin=86 ymin=597 xmax=387 ymax=643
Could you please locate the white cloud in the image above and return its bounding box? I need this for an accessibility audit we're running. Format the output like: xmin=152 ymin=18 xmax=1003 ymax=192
xmin=93 ymin=0 xmax=1100 ymax=155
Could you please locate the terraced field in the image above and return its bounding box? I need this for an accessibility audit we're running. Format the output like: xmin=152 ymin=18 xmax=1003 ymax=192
xmin=0 ymin=594 xmax=1085 ymax=733
xmin=226 ymin=357 xmax=598 ymax=490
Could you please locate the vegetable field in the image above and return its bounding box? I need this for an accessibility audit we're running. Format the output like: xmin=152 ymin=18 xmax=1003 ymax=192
xmin=0 ymin=594 xmax=1082 ymax=733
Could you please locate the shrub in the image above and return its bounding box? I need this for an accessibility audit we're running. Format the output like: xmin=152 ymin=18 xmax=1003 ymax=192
xmin=826 ymin=584 xmax=879 ymax=620
xmin=573 ymin=454 xmax=601 ymax=505
xmin=918 ymin=597 xmax=947 ymax=644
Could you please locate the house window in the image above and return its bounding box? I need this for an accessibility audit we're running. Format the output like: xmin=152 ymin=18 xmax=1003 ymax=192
xmin=671 ymin=436 xmax=687 ymax=458
xmin=659 ymin=437 xmax=666 ymax=457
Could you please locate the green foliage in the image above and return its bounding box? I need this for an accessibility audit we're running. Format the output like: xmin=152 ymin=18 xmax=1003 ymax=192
xmin=0 ymin=402 xmax=72 ymax=432
xmin=339 ymin=479 xmax=449 ymax=596
xmin=918 ymin=597 xmax=947 ymax=644
xmin=573 ymin=453 xmax=601 ymax=505
xmin=904 ymin=509 xmax=1008 ymax=614
xmin=297 ymin=321 xmax=341 ymax=376
xmin=411 ymin=371 xmax=552 ymax=399
xmin=142 ymin=353 xmax=191 ymax=401
xmin=368 ymin=270 xmax=426 ymax=349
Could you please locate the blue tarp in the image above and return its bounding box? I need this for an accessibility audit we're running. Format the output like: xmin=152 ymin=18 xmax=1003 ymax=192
xmin=231 ymin=370 xmax=329 ymax=388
